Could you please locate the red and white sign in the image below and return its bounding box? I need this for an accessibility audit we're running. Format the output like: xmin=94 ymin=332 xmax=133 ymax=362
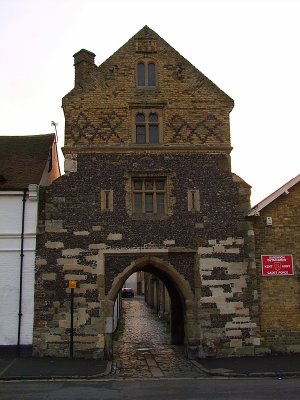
xmin=261 ymin=255 xmax=294 ymax=276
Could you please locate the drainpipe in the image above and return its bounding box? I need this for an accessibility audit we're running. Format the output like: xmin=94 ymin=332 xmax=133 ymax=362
xmin=17 ymin=188 xmax=27 ymax=357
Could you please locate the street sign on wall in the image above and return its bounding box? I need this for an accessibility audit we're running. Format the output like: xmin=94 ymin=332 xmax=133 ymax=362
xmin=68 ymin=280 xmax=77 ymax=289
xmin=261 ymin=255 xmax=294 ymax=276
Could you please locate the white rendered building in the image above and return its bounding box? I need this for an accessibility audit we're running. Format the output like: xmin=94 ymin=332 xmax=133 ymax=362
xmin=0 ymin=134 xmax=60 ymax=355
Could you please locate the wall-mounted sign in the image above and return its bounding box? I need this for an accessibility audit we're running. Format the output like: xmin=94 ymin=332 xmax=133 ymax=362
xmin=261 ymin=255 xmax=294 ymax=276
xmin=68 ymin=280 xmax=77 ymax=289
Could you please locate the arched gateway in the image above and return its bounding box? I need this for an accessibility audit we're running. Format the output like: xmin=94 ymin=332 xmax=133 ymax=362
xmin=33 ymin=26 xmax=259 ymax=360
xmin=103 ymin=254 xmax=198 ymax=359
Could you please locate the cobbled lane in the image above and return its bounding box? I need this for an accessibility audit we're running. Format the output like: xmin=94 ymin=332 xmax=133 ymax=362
xmin=110 ymin=297 xmax=206 ymax=378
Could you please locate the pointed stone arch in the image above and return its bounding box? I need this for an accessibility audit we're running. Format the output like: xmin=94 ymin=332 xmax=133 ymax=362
xmin=103 ymin=255 xmax=200 ymax=359
xmin=107 ymin=255 xmax=194 ymax=303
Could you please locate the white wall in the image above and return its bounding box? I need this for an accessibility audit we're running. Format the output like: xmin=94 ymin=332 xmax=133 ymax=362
xmin=113 ymin=293 xmax=121 ymax=332
xmin=0 ymin=190 xmax=38 ymax=346
xmin=124 ymin=272 xmax=137 ymax=294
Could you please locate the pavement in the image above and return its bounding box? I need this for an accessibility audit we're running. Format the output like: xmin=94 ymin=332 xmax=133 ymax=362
xmin=196 ymin=354 xmax=300 ymax=378
xmin=0 ymin=354 xmax=300 ymax=380
xmin=0 ymin=357 xmax=111 ymax=380
xmin=1 ymin=301 xmax=299 ymax=380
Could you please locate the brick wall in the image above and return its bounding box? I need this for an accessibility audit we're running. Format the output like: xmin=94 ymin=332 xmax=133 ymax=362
xmin=62 ymin=27 xmax=233 ymax=152
xmin=252 ymin=182 xmax=300 ymax=353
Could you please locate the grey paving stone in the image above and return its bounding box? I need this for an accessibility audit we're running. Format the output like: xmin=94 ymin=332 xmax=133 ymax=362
xmin=109 ymin=297 xmax=206 ymax=379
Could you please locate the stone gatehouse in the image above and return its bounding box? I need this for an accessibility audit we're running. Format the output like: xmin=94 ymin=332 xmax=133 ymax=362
xmin=33 ymin=26 xmax=261 ymax=359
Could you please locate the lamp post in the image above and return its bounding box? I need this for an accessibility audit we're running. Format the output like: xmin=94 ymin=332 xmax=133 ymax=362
xmin=68 ymin=280 xmax=77 ymax=358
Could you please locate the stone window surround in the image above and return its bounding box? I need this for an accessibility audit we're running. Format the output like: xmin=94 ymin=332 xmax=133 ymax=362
xmin=101 ymin=189 xmax=114 ymax=212
xmin=132 ymin=176 xmax=166 ymax=215
xmin=130 ymin=105 xmax=164 ymax=145
xmin=187 ymin=189 xmax=200 ymax=212
xmin=125 ymin=170 xmax=173 ymax=220
xmin=136 ymin=58 xmax=157 ymax=88
xmin=135 ymin=112 xmax=159 ymax=144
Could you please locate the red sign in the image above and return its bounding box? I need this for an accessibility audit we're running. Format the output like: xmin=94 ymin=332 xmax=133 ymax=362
xmin=261 ymin=255 xmax=294 ymax=276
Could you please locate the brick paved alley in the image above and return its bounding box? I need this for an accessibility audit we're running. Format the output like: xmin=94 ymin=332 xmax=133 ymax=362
xmin=110 ymin=297 xmax=205 ymax=379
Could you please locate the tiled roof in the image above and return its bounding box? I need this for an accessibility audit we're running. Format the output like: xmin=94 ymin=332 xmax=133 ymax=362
xmin=0 ymin=134 xmax=54 ymax=190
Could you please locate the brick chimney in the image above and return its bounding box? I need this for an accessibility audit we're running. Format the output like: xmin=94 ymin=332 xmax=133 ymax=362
xmin=73 ymin=49 xmax=96 ymax=88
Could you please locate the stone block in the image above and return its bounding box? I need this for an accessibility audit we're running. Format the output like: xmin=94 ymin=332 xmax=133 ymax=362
xmin=62 ymin=248 xmax=85 ymax=256
xmin=63 ymin=265 xmax=83 ymax=271
xmin=74 ymin=231 xmax=90 ymax=236
xmin=219 ymin=302 xmax=242 ymax=314
xmin=225 ymin=329 xmax=242 ymax=337
xmin=232 ymin=316 xmax=251 ymax=323
xmin=234 ymin=238 xmax=244 ymax=245
xmin=208 ymin=239 xmax=217 ymax=245
xmin=45 ymin=220 xmax=67 ymax=233
xmin=45 ymin=241 xmax=64 ymax=249
xmin=235 ymin=308 xmax=250 ymax=316
xmin=64 ymin=273 xmax=87 ymax=281
xmin=255 ymin=347 xmax=272 ymax=356
xmin=213 ymin=245 xmax=225 ymax=253
xmin=219 ymin=237 xmax=234 ymax=245
xmin=164 ymin=239 xmax=175 ymax=246
xmin=92 ymin=225 xmax=102 ymax=231
xmin=225 ymin=248 xmax=240 ymax=254
xmin=85 ymin=255 xmax=98 ymax=262
xmin=227 ymin=263 xmax=247 ymax=275
xmin=286 ymin=345 xmax=300 ymax=353
xmin=96 ymin=334 xmax=105 ymax=348
xmin=89 ymin=243 xmax=107 ymax=250
xmin=76 ymin=283 xmax=98 ymax=294
xmin=230 ymin=339 xmax=243 ymax=348
xmin=59 ymin=320 xmax=70 ymax=329
xmin=75 ymin=343 xmax=95 ymax=351
xmin=106 ymin=233 xmax=122 ymax=240
xmin=87 ymin=302 xmax=100 ymax=309
xmin=64 ymin=158 xmax=77 ymax=173
xmin=57 ymin=258 xmax=79 ymax=266
xmin=236 ymin=346 xmax=255 ymax=356
xmin=36 ymin=258 xmax=47 ymax=266
xmin=77 ymin=307 xmax=89 ymax=325
xmin=46 ymin=334 xmax=62 ymax=343
xmin=90 ymin=317 xmax=102 ymax=330
xmin=74 ymin=297 xmax=87 ymax=306
xmin=42 ymin=273 xmax=56 ymax=281
xmin=74 ymin=335 xmax=97 ymax=343
xmin=197 ymin=247 xmax=213 ymax=255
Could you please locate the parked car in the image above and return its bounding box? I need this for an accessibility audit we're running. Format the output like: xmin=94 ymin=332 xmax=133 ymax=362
xmin=122 ymin=287 xmax=134 ymax=298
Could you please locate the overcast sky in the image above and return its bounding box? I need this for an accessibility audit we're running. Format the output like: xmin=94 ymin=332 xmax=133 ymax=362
xmin=0 ymin=0 xmax=299 ymax=206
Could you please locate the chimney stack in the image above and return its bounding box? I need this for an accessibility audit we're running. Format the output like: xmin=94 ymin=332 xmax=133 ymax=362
xmin=73 ymin=49 xmax=96 ymax=88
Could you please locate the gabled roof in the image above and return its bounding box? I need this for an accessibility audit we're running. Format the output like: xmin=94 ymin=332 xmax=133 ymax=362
xmin=0 ymin=134 xmax=55 ymax=190
xmin=100 ymin=25 xmax=234 ymax=107
xmin=248 ymin=173 xmax=300 ymax=216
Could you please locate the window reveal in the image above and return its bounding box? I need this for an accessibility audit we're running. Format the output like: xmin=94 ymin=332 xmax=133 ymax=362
xmin=187 ymin=189 xmax=200 ymax=211
xmin=133 ymin=178 xmax=166 ymax=214
xmin=137 ymin=61 xmax=156 ymax=87
xmin=135 ymin=112 xmax=159 ymax=144
xmin=101 ymin=189 xmax=114 ymax=212
xmin=137 ymin=62 xmax=145 ymax=86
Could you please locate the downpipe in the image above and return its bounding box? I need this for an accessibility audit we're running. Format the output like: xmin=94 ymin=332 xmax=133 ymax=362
xmin=17 ymin=188 xmax=27 ymax=357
